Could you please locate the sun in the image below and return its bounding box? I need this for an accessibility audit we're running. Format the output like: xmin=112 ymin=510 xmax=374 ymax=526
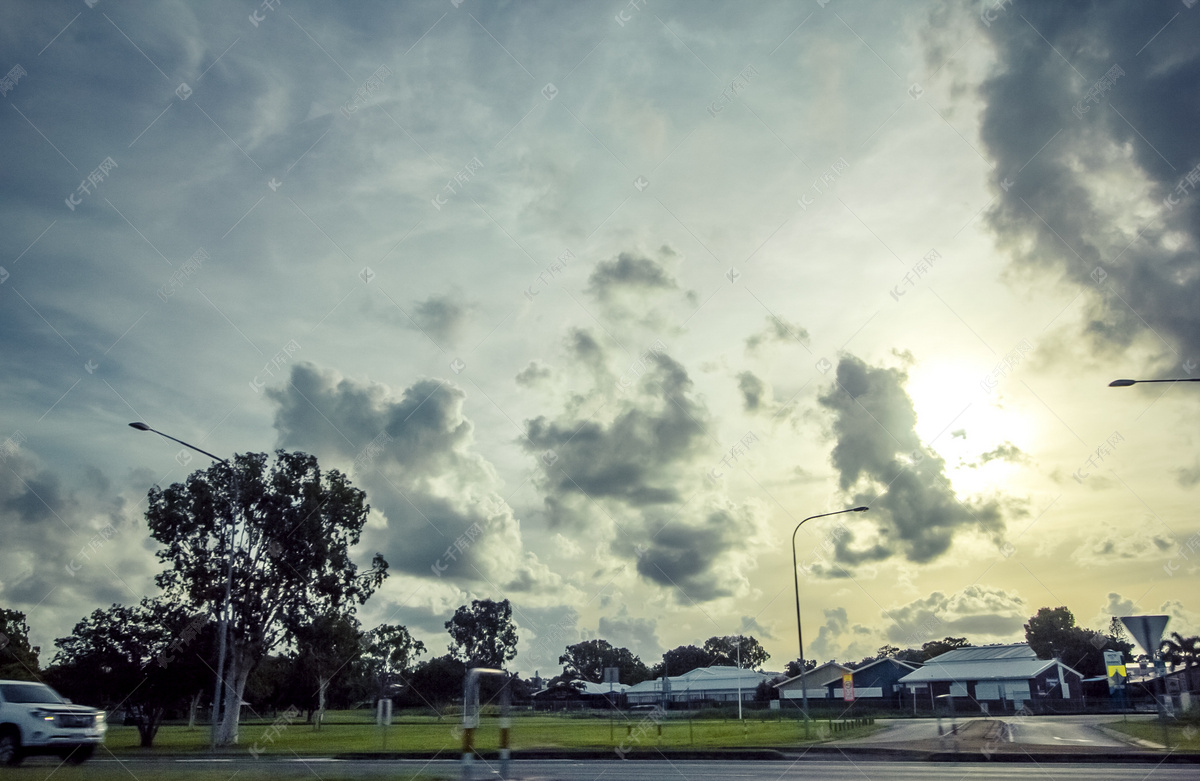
xmin=905 ymin=361 xmax=1034 ymax=491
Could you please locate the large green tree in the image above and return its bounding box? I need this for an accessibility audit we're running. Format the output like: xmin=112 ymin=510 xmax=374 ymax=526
xmin=1024 ymin=606 xmax=1131 ymax=677
xmin=446 ymin=599 xmax=518 ymax=669
xmin=360 ymin=623 xmax=426 ymax=701
xmin=145 ymin=450 xmax=388 ymax=745
xmin=649 ymin=644 xmax=712 ymax=678
xmin=703 ymin=635 xmax=770 ymax=670
xmin=289 ymin=610 xmax=363 ymax=730
xmin=0 ymin=609 xmax=40 ymax=680
xmin=48 ymin=598 xmax=213 ymax=746
xmin=556 ymin=639 xmax=651 ymax=685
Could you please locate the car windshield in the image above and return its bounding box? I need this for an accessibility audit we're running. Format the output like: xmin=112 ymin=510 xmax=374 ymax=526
xmin=0 ymin=683 xmax=66 ymax=704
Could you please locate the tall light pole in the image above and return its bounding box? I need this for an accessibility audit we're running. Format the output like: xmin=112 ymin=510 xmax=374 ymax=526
xmin=792 ymin=505 xmax=868 ymax=739
xmin=1109 ymin=378 xmax=1200 ymax=386
xmin=129 ymin=422 xmax=237 ymax=749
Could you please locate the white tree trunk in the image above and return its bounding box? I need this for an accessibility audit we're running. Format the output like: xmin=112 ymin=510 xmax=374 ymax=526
xmin=188 ymin=691 xmax=201 ymax=729
xmin=216 ymin=655 xmax=252 ymax=746
xmin=315 ymin=676 xmax=329 ymax=731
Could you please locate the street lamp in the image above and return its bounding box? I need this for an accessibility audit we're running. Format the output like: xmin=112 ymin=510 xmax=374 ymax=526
xmin=129 ymin=422 xmax=237 ymax=749
xmin=1109 ymin=378 xmax=1200 ymax=387
xmin=791 ymin=505 xmax=868 ymax=738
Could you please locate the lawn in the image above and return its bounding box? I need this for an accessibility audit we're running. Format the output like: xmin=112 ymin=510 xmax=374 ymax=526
xmin=1103 ymin=719 xmax=1200 ymax=751
xmin=99 ymin=711 xmax=882 ymax=755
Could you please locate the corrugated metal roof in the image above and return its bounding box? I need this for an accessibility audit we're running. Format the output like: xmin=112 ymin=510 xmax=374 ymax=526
xmin=623 ymin=666 xmax=768 ymax=694
xmin=924 ymin=643 xmax=1037 ymax=664
xmin=898 ymin=658 xmax=1057 ymax=683
xmin=774 ymin=662 xmax=852 ymax=688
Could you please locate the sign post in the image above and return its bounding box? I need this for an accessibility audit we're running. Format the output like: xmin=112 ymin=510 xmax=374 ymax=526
xmin=842 ymin=673 xmax=855 ymax=702
xmin=604 ymin=667 xmax=620 ymax=744
xmin=1121 ymin=615 xmax=1170 ymax=748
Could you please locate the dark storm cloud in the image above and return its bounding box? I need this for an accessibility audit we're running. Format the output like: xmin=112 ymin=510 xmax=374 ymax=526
xmin=976 ymin=2 xmax=1200 ymax=364
xmin=268 ymin=363 xmax=553 ymax=590
xmin=411 ymin=295 xmax=469 ymax=348
xmin=524 ymin=350 xmax=708 ymax=508
xmin=744 ymin=315 xmax=810 ymax=352
xmin=632 ymin=506 xmax=759 ymax=602
xmin=818 ymin=355 xmax=1005 ymax=564
xmin=585 ymin=252 xmax=678 ymax=301
xmin=0 ymin=449 xmax=152 ymax=627
xmin=523 ymin=343 xmax=767 ymax=602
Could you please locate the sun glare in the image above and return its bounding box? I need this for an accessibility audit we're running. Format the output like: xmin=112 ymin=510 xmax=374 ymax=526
xmin=906 ymin=362 xmax=1034 ymax=492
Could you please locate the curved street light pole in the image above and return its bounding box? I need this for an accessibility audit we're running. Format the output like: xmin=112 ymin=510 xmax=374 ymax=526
xmin=129 ymin=422 xmax=237 ymax=749
xmin=1109 ymin=378 xmax=1200 ymax=387
xmin=792 ymin=505 xmax=868 ymax=739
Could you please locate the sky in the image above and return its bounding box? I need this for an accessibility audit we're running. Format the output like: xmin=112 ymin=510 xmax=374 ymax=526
xmin=2 ymin=0 xmax=1199 ymax=678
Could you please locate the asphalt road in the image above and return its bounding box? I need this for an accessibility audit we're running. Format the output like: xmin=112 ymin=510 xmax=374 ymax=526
xmin=79 ymin=758 xmax=1198 ymax=780
xmin=840 ymin=715 xmax=1136 ymax=748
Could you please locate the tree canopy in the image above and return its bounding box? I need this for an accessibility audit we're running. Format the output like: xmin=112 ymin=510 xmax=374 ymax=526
xmin=145 ymin=450 xmax=387 ymax=744
xmin=703 ymin=635 xmax=770 ymax=669
xmin=1024 ymin=606 xmax=1132 ymax=677
xmin=48 ymin=598 xmax=213 ymax=746
xmin=1160 ymin=632 xmax=1200 ymax=669
xmin=0 ymin=608 xmax=40 ymax=680
xmin=446 ymin=599 xmax=518 ymax=669
xmin=556 ymin=639 xmax=650 ymax=685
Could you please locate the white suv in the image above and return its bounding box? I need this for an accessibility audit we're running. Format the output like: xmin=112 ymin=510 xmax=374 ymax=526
xmin=0 ymin=680 xmax=106 ymax=765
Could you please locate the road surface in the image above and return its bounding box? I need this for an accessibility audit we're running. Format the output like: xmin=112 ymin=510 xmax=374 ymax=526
xmin=69 ymin=757 xmax=1198 ymax=780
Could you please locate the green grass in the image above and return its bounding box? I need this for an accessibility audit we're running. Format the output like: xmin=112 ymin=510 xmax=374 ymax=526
xmin=1103 ymin=719 xmax=1200 ymax=751
xmin=100 ymin=711 xmax=882 ymax=755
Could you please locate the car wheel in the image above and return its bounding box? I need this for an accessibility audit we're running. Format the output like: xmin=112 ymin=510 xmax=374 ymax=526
xmin=62 ymin=744 xmax=95 ymax=765
xmin=0 ymin=732 xmax=23 ymax=767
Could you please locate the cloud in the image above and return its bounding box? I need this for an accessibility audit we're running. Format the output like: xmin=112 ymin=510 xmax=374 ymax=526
xmin=817 ymin=355 xmax=1006 ymax=565
xmin=597 ymin=610 xmax=662 ymax=660
xmin=515 ymin=361 xmax=552 ymax=387
xmin=267 ymin=363 xmax=559 ymax=592
xmin=410 ymin=294 xmax=469 ymax=348
xmin=0 ymin=450 xmax=157 ymax=650
xmin=740 ymin=614 xmax=774 ymax=641
xmin=744 ymin=315 xmax=810 ymax=352
xmin=524 ymin=350 xmax=708 ymax=509
xmin=884 ymin=586 xmax=1029 ymax=646
xmin=737 ymin=371 xmax=767 ymax=412
xmin=976 ymin=2 xmax=1200 ymax=365
xmin=1094 ymin=592 xmax=1140 ymax=629
xmin=1071 ymin=526 xmax=1175 ymax=566
xmin=807 ymin=607 xmax=873 ymax=663
xmin=974 ymin=442 xmax=1028 ymax=466
xmin=522 ymin=340 xmax=767 ymax=603
xmin=585 ymin=252 xmax=678 ymax=302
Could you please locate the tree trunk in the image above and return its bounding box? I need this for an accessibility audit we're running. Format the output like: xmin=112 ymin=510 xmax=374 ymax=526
xmin=315 ymin=676 xmax=328 ymax=731
xmin=188 ymin=691 xmax=201 ymax=729
xmin=137 ymin=707 xmax=163 ymax=747
xmin=216 ymin=654 xmax=253 ymax=746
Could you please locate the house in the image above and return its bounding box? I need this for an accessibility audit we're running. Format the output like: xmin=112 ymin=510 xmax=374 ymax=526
xmin=897 ymin=643 xmax=1083 ymax=714
xmin=773 ymin=661 xmax=852 ymax=701
xmin=625 ymin=666 xmax=769 ymax=708
xmin=828 ymin=657 xmax=921 ymax=705
xmin=531 ymin=680 xmax=630 ymax=710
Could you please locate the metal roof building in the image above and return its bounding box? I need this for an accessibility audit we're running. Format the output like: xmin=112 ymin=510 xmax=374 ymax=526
xmin=897 ymin=643 xmax=1083 ymax=714
xmin=625 ymin=666 xmax=769 ymax=707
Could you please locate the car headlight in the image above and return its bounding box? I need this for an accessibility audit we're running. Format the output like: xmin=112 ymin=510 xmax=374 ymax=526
xmin=31 ymin=709 xmax=55 ymax=722
xmin=96 ymin=712 xmax=106 ymax=724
